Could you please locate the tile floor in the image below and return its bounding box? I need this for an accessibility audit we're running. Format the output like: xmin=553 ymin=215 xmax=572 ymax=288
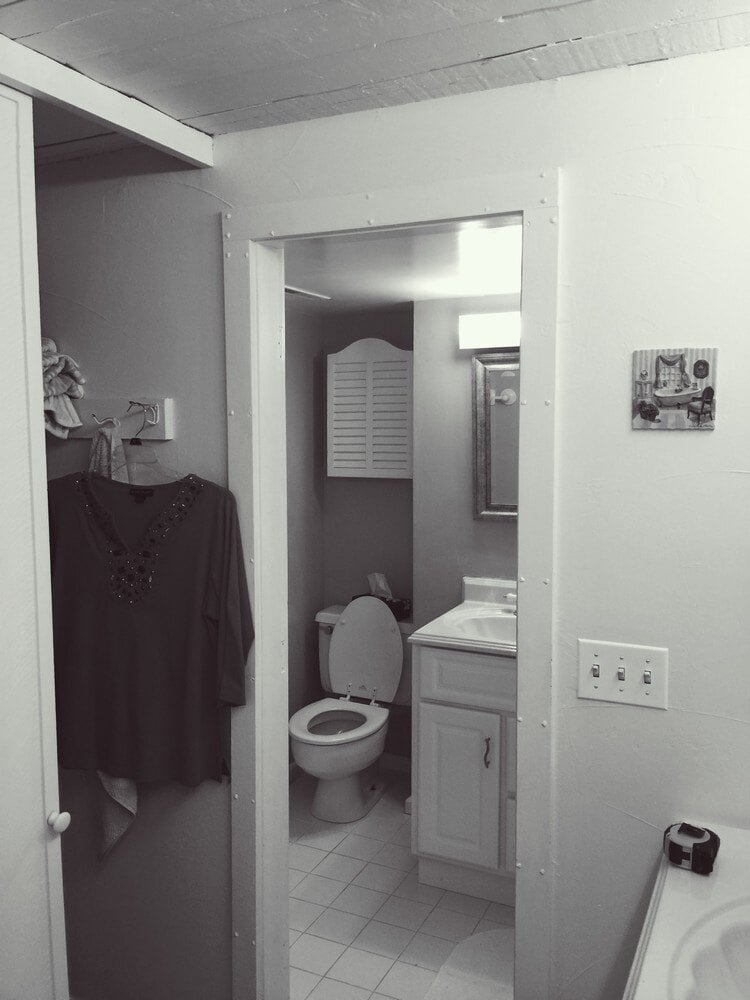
xmin=288 ymin=770 xmax=514 ymax=1000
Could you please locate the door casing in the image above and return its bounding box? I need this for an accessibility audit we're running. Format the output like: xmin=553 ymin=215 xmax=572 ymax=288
xmin=223 ymin=169 xmax=560 ymax=1000
xmin=1 ymin=81 xmax=69 ymax=999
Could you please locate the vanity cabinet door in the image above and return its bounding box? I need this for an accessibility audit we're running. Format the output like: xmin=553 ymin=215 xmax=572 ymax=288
xmin=417 ymin=702 xmax=501 ymax=869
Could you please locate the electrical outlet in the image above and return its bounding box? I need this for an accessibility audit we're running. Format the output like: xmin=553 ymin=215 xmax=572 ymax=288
xmin=578 ymin=639 xmax=668 ymax=710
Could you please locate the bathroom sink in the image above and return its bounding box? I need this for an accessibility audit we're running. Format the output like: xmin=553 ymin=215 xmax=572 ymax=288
xmin=670 ymin=899 xmax=750 ymax=1000
xmin=448 ymin=606 xmax=516 ymax=644
xmin=409 ymin=599 xmax=517 ymax=653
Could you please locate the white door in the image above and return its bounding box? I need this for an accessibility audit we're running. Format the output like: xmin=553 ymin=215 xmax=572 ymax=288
xmin=418 ymin=702 xmax=501 ymax=869
xmin=0 ymin=83 xmax=70 ymax=998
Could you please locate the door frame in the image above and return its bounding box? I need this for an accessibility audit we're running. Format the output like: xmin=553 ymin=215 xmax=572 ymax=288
xmin=1 ymin=81 xmax=69 ymax=998
xmin=223 ymin=169 xmax=560 ymax=1000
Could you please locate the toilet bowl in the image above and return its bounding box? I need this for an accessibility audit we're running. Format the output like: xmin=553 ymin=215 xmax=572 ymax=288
xmin=289 ymin=697 xmax=389 ymax=822
xmin=289 ymin=596 xmax=404 ymax=823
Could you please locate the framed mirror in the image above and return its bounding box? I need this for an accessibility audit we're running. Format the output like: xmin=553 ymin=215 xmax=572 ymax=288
xmin=472 ymin=349 xmax=520 ymax=519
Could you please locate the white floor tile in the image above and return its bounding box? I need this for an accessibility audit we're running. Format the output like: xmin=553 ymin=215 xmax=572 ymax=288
xmin=474 ymin=918 xmax=502 ymax=934
xmin=376 ymin=960 xmax=437 ymax=1000
xmin=291 ymin=874 xmax=347 ymax=907
xmin=438 ymin=890 xmax=490 ymax=918
xmin=296 ymin=824 xmax=354 ymax=852
xmin=351 ymin=920 xmax=415 ymax=960
xmin=329 ymin=883 xmax=390 ymax=919
xmin=290 ymin=843 xmax=330 ymax=872
xmin=418 ymin=907 xmax=479 ymax=942
xmin=289 ymin=898 xmax=326 ymax=932
xmin=306 ymin=978 xmax=372 ymax=1000
xmin=334 ymin=833 xmax=384 ymax=862
xmin=352 ymin=862 xmax=407 ymax=894
xmin=289 ymin=772 xmax=505 ymax=1000
xmin=392 ymin=870 xmax=445 ymax=906
xmin=353 ymin=811 xmax=406 ymax=842
xmin=290 ymin=868 xmax=308 ymax=891
xmin=398 ymin=932 xmax=456 ymax=971
xmin=289 ymin=933 xmax=347 ymax=976
xmin=373 ymin=895 xmax=432 ymax=931
xmin=327 ymin=946 xmax=395 ymax=991
xmin=484 ymin=902 xmax=515 ymax=926
xmin=306 ymin=908 xmax=370 ymax=946
xmin=388 ymin=819 xmax=412 ymax=847
xmin=370 ymin=843 xmax=416 ymax=872
xmin=313 ymin=853 xmax=367 ymax=884
xmin=290 ymin=967 xmax=321 ymax=1000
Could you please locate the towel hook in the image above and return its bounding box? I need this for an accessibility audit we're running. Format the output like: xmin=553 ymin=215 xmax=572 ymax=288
xmin=126 ymin=400 xmax=159 ymax=438
xmin=91 ymin=413 xmax=121 ymax=429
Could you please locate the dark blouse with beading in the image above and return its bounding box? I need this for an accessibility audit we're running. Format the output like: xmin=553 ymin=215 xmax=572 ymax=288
xmin=48 ymin=472 xmax=253 ymax=786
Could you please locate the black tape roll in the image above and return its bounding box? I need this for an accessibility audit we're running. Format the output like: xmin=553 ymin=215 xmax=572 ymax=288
xmin=663 ymin=822 xmax=720 ymax=875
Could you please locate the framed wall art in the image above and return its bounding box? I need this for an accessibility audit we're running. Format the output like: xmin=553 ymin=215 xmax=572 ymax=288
xmin=632 ymin=348 xmax=717 ymax=431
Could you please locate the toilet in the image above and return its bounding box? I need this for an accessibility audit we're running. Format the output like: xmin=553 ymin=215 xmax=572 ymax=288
xmin=289 ymin=596 xmax=404 ymax=823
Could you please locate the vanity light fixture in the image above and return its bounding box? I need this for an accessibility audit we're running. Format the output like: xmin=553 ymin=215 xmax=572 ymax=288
xmin=458 ymin=311 xmax=521 ymax=350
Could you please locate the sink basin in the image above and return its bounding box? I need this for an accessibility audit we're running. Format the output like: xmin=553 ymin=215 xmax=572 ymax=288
xmin=670 ymin=899 xmax=750 ymax=1000
xmin=409 ymin=600 xmax=517 ymax=653
xmin=450 ymin=606 xmax=516 ymax=644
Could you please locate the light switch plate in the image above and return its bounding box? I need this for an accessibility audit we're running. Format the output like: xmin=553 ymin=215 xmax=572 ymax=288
xmin=578 ymin=639 xmax=668 ymax=709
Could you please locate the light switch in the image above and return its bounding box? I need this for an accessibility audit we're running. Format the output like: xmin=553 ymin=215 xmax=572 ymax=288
xmin=578 ymin=639 xmax=668 ymax=710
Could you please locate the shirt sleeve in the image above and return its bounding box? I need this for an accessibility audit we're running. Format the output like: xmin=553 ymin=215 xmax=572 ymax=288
xmin=214 ymin=492 xmax=253 ymax=706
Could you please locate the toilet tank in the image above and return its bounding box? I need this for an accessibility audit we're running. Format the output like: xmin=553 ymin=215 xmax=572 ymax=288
xmin=315 ymin=605 xmax=414 ymax=705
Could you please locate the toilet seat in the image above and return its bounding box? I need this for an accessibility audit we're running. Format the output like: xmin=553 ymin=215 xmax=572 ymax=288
xmin=289 ymin=697 xmax=389 ymax=747
xmin=328 ymin=596 xmax=403 ymax=702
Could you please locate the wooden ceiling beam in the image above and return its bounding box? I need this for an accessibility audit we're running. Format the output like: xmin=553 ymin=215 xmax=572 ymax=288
xmin=0 ymin=33 xmax=213 ymax=167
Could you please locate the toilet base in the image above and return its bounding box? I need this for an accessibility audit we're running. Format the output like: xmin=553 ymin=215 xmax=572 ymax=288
xmin=311 ymin=770 xmax=386 ymax=824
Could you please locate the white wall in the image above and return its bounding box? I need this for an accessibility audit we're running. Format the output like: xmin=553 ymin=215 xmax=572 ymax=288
xmin=35 ymin=44 xmax=750 ymax=1000
xmin=413 ymin=296 xmax=518 ymax=628
xmin=285 ymin=303 xmax=327 ymax=718
xmin=210 ymin=48 xmax=750 ymax=999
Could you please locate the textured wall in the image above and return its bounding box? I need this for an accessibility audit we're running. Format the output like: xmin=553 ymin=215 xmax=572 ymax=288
xmin=321 ymin=308 xmax=414 ymax=610
xmin=285 ymin=303 xmax=327 ymax=718
xmin=413 ymin=295 xmax=518 ymax=628
xmin=285 ymin=305 xmax=413 ymax=753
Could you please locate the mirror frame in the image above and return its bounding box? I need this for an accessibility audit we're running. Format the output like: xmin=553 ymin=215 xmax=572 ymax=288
xmin=472 ymin=348 xmax=520 ymax=519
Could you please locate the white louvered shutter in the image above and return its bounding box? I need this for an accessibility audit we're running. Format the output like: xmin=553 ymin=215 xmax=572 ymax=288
xmin=327 ymin=338 xmax=413 ymax=478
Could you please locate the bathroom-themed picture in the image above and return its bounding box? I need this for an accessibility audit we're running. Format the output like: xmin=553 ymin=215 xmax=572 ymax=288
xmin=632 ymin=348 xmax=717 ymax=431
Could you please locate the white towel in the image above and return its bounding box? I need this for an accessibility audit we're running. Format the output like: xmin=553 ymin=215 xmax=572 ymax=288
xmin=88 ymin=425 xmax=130 ymax=483
xmin=88 ymin=427 xmax=137 ymax=857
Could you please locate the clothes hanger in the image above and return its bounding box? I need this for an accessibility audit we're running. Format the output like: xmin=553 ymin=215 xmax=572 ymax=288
xmin=116 ymin=401 xmax=182 ymax=486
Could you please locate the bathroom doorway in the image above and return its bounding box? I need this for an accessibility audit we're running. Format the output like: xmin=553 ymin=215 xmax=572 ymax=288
xmin=223 ymin=170 xmax=559 ymax=1000
xmin=283 ymin=219 xmax=520 ymax=998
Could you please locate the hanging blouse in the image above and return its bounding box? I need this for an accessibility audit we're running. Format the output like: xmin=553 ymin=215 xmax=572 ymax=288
xmin=48 ymin=471 xmax=253 ymax=786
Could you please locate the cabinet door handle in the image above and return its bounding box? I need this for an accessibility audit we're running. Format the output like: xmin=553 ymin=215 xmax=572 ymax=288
xmin=483 ymin=737 xmax=491 ymax=768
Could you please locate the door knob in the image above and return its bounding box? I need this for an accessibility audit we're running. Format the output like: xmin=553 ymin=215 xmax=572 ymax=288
xmin=47 ymin=811 xmax=71 ymax=834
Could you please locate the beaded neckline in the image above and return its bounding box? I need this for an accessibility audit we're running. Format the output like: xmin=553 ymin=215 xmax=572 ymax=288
xmin=74 ymin=473 xmax=205 ymax=605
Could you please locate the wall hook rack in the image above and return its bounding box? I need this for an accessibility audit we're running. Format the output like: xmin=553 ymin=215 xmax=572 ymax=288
xmin=70 ymin=397 xmax=175 ymax=440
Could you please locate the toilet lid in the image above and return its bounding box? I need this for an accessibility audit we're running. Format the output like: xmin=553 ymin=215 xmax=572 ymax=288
xmin=328 ymin=597 xmax=403 ymax=702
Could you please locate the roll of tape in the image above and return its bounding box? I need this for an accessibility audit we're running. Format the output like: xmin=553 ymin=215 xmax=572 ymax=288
xmin=663 ymin=822 xmax=720 ymax=875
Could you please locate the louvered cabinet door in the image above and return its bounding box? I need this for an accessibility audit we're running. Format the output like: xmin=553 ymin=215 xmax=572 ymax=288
xmin=327 ymin=338 xmax=413 ymax=478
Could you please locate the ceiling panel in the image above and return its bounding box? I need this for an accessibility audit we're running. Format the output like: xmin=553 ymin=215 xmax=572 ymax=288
xmin=13 ymin=0 xmax=750 ymax=150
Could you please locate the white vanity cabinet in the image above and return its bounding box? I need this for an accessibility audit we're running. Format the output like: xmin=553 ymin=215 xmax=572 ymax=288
xmin=411 ymin=640 xmax=517 ymax=903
